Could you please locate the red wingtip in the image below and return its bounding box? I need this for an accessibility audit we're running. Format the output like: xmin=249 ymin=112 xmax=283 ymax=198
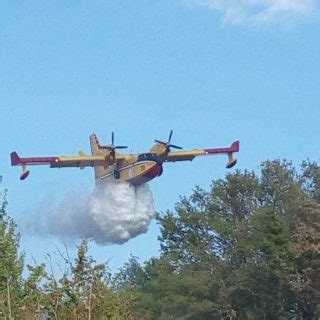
xmin=10 ymin=152 xmax=21 ymax=165
xmin=230 ymin=141 xmax=240 ymax=152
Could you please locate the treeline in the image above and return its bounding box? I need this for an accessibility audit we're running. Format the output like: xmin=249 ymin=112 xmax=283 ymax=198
xmin=0 ymin=159 xmax=320 ymax=319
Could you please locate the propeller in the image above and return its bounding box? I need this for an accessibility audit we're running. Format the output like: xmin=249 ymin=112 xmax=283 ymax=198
xmin=155 ymin=130 xmax=182 ymax=152
xmin=107 ymin=132 xmax=128 ymax=157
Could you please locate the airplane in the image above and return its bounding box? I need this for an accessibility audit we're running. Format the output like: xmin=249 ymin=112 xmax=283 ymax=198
xmin=10 ymin=131 xmax=239 ymax=186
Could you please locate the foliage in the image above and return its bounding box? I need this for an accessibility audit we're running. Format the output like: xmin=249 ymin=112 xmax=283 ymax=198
xmin=1 ymin=159 xmax=320 ymax=319
xmin=0 ymin=189 xmax=24 ymax=319
xmin=0 ymin=189 xmax=136 ymax=319
xmin=116 ymin=160 xmax=320 ymax=319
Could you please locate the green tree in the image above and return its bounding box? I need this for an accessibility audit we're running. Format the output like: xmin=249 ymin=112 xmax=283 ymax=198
xmin=51 ymin=240 xmax=136 ymax=319
xmin=121 ymin=160 xmax=320 ymax=319
xmin=292 ymin=161 xmax=320 ymax=318
xmin=0 ymin=189 xmax=24 ymax=319
xmin=21 ymin=263 xmax=46 ymax=319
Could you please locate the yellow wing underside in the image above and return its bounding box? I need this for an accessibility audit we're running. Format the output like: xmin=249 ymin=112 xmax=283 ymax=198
xmin=164 ymin=150 xmax=206 ymax=162
xmin=49 ymin=156 xmax=103 ymax=168
xmin=50 ymin=154 xmax=127 ymax=168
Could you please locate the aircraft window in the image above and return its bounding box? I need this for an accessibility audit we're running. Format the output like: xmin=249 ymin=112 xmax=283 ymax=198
xmin=138 ymin=153 xmax=159 ymax=162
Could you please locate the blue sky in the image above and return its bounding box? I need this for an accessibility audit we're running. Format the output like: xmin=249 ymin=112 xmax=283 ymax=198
xmin=1 ymin=0 xmax=320 ymax=271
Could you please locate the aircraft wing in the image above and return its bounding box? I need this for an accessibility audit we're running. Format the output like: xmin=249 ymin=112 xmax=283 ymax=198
xmin=164 ymin=141 xmax=240 ymax=168
xmin=10 ymin=151 xmax=113 ymax=180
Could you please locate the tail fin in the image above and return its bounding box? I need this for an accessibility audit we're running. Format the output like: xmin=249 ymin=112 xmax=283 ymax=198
xmin=89 ymin=133 xmax=107 ymax=181
xmin=10 ymin=152 xmax=21 ymax=165
xmin=89 ymin=133 xmax=101 ymax=155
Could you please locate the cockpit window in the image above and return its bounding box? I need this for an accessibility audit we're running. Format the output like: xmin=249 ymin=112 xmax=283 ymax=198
xmin=138 ymin=153 xmax=160 ymax=163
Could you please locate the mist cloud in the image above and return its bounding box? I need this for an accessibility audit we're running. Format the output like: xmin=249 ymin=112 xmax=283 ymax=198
xmin=31 ymin=180 xmax=155 ymax=245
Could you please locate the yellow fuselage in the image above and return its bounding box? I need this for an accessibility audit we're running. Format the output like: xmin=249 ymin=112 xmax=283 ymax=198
xmin=96 ymin=153 xmax=163 ymax=185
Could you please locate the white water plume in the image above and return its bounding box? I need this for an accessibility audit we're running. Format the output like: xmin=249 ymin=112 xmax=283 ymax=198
xmin=33 ymin=180 xmax=155 ymax=245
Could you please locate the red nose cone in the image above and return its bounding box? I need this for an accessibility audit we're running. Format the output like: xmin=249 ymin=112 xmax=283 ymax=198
xmin=20 ymin=170 xmax=30 ymax=180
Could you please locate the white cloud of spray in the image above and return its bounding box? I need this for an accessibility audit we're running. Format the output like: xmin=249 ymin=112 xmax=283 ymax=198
xmin=32 ymin=180 xmax=155 ymax=245
xmin=187 ymin=0 xmax=317 ymax=24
